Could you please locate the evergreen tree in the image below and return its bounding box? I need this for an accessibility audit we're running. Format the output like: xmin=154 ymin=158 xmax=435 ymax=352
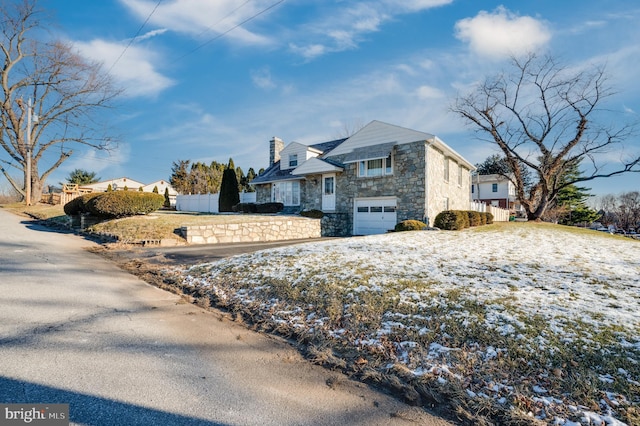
xmin=65 ymin=169 xmax=100 ymax=185
xmin=152 ymin=186 xmax=159 ymax=193
xmin=170 ymin=160 xmax=191 ymax=194
xmin=219 ymin=167 xmax=240 ymax=212
xmin=163 ymin=187 xmax=170 ymax=208
xmin=553 ymin=161 xmax=600 ymax=225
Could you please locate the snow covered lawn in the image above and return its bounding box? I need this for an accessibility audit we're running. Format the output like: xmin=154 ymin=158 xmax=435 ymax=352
xmin=180 ymin=223 xmax=639 ymax=425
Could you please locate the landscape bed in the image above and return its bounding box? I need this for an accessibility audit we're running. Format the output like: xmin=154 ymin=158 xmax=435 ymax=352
xmin=176 ymin=223 xmax=639 ymax=425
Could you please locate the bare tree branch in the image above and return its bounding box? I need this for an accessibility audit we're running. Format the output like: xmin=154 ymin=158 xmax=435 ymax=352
xmin=0 ymin=0 xmax=121 ymax=203
xmin=452 ymin=53 xmax=639 ymax=220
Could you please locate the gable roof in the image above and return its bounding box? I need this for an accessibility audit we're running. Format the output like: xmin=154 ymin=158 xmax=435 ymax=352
xmin=327 ymin=121 xmax=434 ymax=157
xmin=252 ymin=138 xmax=348 ymax=184
xmin=292 ymin=157 xmax=344 ymax=175
xmin=327 ymin=120 xmax=475 ymax=170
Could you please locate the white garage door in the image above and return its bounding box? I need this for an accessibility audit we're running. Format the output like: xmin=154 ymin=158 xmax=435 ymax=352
xmin=354 ymin=197 xmax=397 ymax=235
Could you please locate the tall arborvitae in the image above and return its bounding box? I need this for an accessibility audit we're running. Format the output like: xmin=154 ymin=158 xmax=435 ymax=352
xmin=219 ymin=166 xmax=240 ymax=212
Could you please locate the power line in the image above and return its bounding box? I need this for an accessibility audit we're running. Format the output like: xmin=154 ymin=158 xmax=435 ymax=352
xmin=193 ymin=0 xmax=252 ymax=39
xmin=177 ymin=0 xmax=285 ymax=61
xmin=107 ymin=0 xmax=163 ymax=74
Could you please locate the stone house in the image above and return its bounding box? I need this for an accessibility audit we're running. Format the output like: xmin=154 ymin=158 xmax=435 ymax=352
xmin=251 ymin=120 xmax=475 ymax=236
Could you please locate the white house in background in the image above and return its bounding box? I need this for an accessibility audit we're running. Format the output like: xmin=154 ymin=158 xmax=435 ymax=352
xmin=80 ymin=177 xmax=145 ymax=192
xmin=472 ymin=174 xmax=523 ymax=215
xmin=79 ymin=177 xmax=178 ymax=206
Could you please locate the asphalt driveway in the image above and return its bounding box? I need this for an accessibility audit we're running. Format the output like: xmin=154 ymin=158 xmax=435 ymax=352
xmin=0 ymin=209 xmax=454 ymax=425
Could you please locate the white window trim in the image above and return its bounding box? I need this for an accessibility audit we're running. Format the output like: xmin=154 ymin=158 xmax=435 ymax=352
xmin=289 ymin=154 xmax=298 ymax=168
xmin=358 ymin=154 xmax=393 ymax=177
xmin=272 ymin=181 xmax=300 ymax=206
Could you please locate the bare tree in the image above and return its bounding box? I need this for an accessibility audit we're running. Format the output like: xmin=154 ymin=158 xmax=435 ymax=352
xmin=452 ymin=54 xmax=639 ymax=220
xmin=0 ymin=1 xmax=119 ymax=204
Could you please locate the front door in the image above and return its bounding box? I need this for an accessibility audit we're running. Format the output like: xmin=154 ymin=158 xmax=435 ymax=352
xmin=322 ymin=174 xmax=335 ymax=211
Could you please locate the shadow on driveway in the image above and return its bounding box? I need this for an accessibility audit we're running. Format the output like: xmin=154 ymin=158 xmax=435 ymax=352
xmin=0 ymin=376 xmax=225 ymax=426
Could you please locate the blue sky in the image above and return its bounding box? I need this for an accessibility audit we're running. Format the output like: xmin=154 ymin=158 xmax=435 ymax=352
xmin=39 ymin=0 xmax=640 ymax=195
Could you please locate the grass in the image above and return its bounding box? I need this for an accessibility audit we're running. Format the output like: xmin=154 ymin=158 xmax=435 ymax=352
xmin=180 ymin=225 xmax=639 ymax=425
xmin=4 ymin=202 xmax=639 ymax=424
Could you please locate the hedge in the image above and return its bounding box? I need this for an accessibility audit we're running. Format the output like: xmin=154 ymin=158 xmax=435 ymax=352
xmin=63 ymin=193 xmax=103 ymax=216
xmin=467 ymin=210 xmax=482 ymax=227
xmin=64 ymin=191 xmax=164 ymax=218
xmin=434 ymin=210 xmax=496 ymax=230
xmin=394 ymin=220 xmax=426 ymax=232
xmin=255 ymin=202 xmax=284 ymax=213
xmin=300 ymin=209 xmax=324 ymax=219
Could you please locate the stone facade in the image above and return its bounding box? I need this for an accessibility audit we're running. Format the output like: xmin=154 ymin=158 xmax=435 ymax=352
xmin=180 ymin=216 xmax=320 ymax=244
xmin=254 ymin=137 xmax=473 ymax=235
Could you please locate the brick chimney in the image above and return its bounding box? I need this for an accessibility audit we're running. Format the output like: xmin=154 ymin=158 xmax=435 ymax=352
xmin=269 ymin=137 xmax=284 ymax=167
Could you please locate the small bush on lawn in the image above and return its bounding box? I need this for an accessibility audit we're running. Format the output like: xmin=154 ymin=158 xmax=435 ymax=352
xmin=467 ymin=210 xmax=482 ymax=227
xmin=233 ymin=203 xmax=258 ymax=213
xmin=394 ymin=220 xmax=426 ymax=232
xmin=479 ymin=212 xmax=487 ymax=225
xmin=255 ymin=202 xmax=284 ymax=213
xmin=86 ymin=191 xmax=165 ymax=218
xmin=63 ymin=193 xmax=103 ymax=216
xmin=300 ymin=209 xmax=324 ymax=219
xmin=434 ymin=210 xmax=469 ymax=230
xmin=483 ymin=212 xmax=494 ymax=224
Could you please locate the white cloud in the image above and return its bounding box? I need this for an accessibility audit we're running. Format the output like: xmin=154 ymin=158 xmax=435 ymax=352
xmin=119 ymin=0 xmax=274 ymax=45
xmin=382 ymin=0 xmax=453 ymax=13
xmin=289 ymin=43 xmax=327 ymax=61
xmin=287 ymin=0 xmax=453 ymax=60
xmin=74 ymin=39 xmax=175 ymax=98
xmin=251 ymin=67 xmax=276 ymax=90
xmin=454 ymin=6 xmax=551 ymax=59
xmin=416 ymin=85 xmax=445 ymax=100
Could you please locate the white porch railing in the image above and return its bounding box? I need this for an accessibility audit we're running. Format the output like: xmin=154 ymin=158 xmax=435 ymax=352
xmin=176 ymin=192 xmax=257 ymax=213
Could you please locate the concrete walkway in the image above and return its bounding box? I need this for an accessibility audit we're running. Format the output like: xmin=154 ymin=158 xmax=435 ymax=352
xmin=0 ymin=208 xmax=455 ymax=426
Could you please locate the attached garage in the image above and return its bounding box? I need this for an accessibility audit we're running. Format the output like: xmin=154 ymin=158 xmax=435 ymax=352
xmin=354 ymin=197 xmax=397 ymax=235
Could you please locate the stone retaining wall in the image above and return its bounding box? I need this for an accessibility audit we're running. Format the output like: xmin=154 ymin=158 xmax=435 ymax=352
xmin=180 ymin=216 xmax=321 ymax=244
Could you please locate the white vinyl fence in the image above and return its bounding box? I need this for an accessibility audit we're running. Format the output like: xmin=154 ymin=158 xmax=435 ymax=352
xmin=176 ymin=192 xmax=256 ymax=213
xmin=470 ymin=201 xmax=510 ymax=222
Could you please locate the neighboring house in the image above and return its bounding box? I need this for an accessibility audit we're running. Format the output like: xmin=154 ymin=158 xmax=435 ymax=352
xmin=80 ymin=177 xmax=146 ymax=192
xmin=251 ymin=120 xmax=475 ymax=236
xmin=471 ymin=174 xmax=523 ymax=216
xmin=79 ymin=177 xmax=178 ymax=206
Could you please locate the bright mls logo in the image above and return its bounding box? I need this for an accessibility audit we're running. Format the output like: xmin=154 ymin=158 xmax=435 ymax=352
xmin=1 ymin=404 xmax=68 ymax=425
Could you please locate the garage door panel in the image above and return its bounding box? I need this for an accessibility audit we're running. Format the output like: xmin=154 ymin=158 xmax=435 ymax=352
xmin=354 ymin=198 xmax=397 ymax=235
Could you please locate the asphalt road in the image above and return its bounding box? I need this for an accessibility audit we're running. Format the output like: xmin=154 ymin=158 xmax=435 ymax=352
xmin=0 ymin=208 xmax=455 ymax=426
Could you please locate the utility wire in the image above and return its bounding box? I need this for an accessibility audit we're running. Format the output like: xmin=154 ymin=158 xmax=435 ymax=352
xmin=177 ymin=0 xmax=285 ymax=61
xmin=193 ymin=0 xmax=252 ymax=39
xmin=107 ymin=0 xmax=163 ymax=74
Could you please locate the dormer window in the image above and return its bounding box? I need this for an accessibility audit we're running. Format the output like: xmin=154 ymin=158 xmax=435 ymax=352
xmin=289 ymin=154 xmax=298 ymax=167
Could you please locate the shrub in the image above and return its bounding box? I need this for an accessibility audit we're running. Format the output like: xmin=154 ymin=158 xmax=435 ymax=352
xmin=300 ymin=209 xmax=324 ymax=219
xmin=394 ymin=220 xmax=426 ymax=232
xmin=219 ymin=168 xmax=240 ymax=212
xmin=233 ymin=202 xmax=258 ymax=213
xmin=467 ymin=210 xmax=482 ymax=227
xmin=63 ymin=193 xmax=102 ymax=215
xmin=85 ymin=191 xmax=164 ymax=218
xmin=434 ymin=210 xmax=469 ymax=230
xmin=479 ymin=212 xmax=487 ymax=225
xmin=255 ymin=202 xmax=284 ymax=213
xmin=484 ymin=212 xmax=494 ymax=224
xmin=163 ymin=188 xmax=170 ymax=208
